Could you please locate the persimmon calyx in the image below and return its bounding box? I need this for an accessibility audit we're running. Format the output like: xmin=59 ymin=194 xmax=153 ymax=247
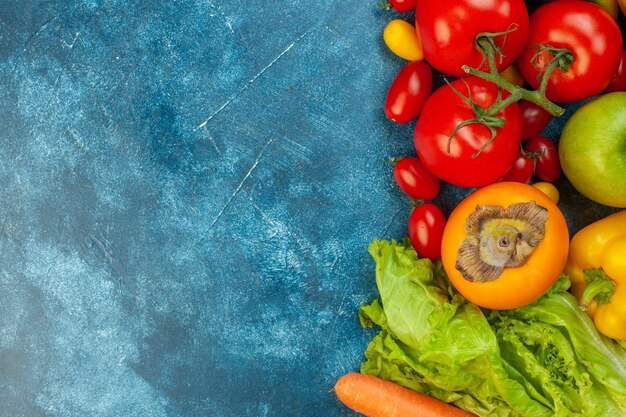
xmin=455 ymin=201 xmax=548 ymax=283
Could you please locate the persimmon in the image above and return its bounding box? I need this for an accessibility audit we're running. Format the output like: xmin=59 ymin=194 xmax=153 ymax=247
xmin=441 ymin=182 xmax=569 ymax=310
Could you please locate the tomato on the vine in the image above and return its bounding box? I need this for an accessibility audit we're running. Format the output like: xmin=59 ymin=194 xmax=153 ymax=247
xmin=393 ymin=157 xmax=440 ymax=200
xmin=502 ymin=152 xmax=534 ymax=183
xmin=519 ymin=100 xmax=552 ymax=141
xmin=605 ymin=50 xmax=626 ymax=93
xmin=388 ymin=0 xmax=415 ymax=12
xmin=385 ymin=61 xmax=433 ymax=124
xmin=525 ymin=136 xmax=561 ymax=182
xmin=518 ymin=0 xmax=623 ymax=102
xmin=414 ymin=77 xmax=522 ymax=188
xmin=408 ymin=203 xmax=446 ymax=261
xmin=416 ymin=0 xmax=530 ymax=76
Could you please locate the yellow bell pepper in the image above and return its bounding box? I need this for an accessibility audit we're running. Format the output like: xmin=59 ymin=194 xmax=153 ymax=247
xmin=564 ymin=210 xmax=626 ymax=340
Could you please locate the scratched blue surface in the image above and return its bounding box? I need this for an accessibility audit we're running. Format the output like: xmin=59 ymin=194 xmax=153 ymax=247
xmin=0 ymin=1 xmax=619 ymax=417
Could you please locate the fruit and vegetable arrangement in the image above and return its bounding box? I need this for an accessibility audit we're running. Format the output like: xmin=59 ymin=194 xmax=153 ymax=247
xmin=335 ymin=0 xmax=626 ymax=416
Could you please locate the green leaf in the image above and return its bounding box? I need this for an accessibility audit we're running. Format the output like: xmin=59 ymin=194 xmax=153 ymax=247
xmin=359 ymin=299 xmax=385 ymax=329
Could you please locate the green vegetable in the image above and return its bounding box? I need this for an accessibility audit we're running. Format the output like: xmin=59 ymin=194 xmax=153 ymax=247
xmin=360 ymin=239 xmax=626 ymax=417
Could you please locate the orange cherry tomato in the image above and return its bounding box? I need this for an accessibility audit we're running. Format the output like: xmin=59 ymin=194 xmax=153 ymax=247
xmin=441 ymin=182 xmax=569 ymax=310
xmin=533 ymin=182 xmax=560 ymax=204
xmin=499 ymin=63 xmax=525 ymax=87
xmin=383 ymin=19 xmax=424 ymax=61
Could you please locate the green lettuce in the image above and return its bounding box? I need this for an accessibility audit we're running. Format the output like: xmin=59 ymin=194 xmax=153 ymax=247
xmin=360 ymin=240 xmax=626 ymax=417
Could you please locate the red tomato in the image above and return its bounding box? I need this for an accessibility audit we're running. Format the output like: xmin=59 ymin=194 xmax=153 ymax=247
xmin=525 ymin=136 xmax=561 ymax=182
xmin=414 ymin=77 xmax=522 ymax=188
xmin=408 ymin=203 xmax=446 ymax=260
xmin=519 ymin=100 xmax=552 ymax=141
xmin=385 ymin=61 xmax=433 ymax=124
xmin=393 ymin=157 xmax=440 ymax=200
xmin=605 ymin=50 xmax=626 ymax=93
xmin=389 ymin=0 xmax=416 ymax=12
xmin=518 ymin=1 xmax=622 ymax=102
xmin=416 ymin=0 xmax=530 ymax=76
xmin=502 ymin=152 xmax=534 ymax=183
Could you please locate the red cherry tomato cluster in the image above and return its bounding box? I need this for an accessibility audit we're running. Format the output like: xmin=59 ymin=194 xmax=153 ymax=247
xmin=381 ymin=0 xmax=624 ymax=260
xmin=525 ymin=136 xmax=561 ymax=182
xmin=391 ymin=157 xmax=445 ymax=260
xmin=502 ymin=136 xmax=561 ymax=184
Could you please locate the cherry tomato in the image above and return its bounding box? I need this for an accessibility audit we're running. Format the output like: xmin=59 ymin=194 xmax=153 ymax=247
xmin=533 ymin=182 xmax=560 ymax=204
xmin=501 ymin=152 xmax=534 ymax=183
xmin=393 ymin=157 xmax=440 ymax=200
xmin=519 ymin=100 xmax=552 ymax=141
xmin=383 ymin=19 xmax=423 ymax=61
xmin=389 ymin=0 xmax=416 ymax=12
xmin=414 ymin=77 xmax=522 ymax=188
xmin=500 ymin=64 xmax=525 ymax=87
xmin=385 ymin=61 xmax=433 ymax=124
xmin=525 ymin=136 xmax=561 ymax=182
xmin=408 ymin=203 xmax=446 ymax=261
xmin=416 ymin=0 xmax=530 ymax=76
xmin=605 ymin=50 xmax=626 ymax=93
xmin=518 ymin=1 xmax=623 ymax=102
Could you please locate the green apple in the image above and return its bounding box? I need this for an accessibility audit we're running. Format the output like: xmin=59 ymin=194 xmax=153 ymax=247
xmin=559 ymin=92 xmax=626 ymax=207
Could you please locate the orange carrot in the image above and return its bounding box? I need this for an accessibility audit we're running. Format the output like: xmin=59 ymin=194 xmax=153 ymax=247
xmin=334 ymin=373 xmax=477 ymax=417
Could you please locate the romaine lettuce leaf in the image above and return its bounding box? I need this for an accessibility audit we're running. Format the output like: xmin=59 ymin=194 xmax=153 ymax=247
xmin=360 ymin=240 xmax=626 ymax=417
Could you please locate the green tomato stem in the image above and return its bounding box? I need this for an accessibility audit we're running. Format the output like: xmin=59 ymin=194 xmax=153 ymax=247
xmin=462 ymin=37 xmax=566 ymax=117
xmin=445 ymin=32 xmax=571 ymax=157
xmin=535 ymin=46 xmax=574 ymax=97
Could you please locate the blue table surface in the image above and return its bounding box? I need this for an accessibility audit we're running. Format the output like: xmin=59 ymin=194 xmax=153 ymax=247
xmin=0 ymin=1 xmax=619 ymax=416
